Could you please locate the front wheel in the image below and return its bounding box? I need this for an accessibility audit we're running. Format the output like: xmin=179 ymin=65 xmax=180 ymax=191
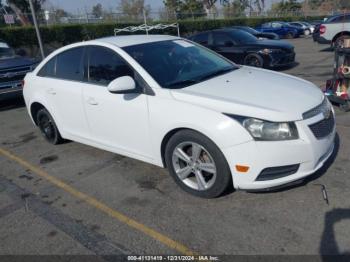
xmin=334 ymin=35 xmax=350 ymax=49
xmin=304 ymin=29 xmax=311 ymax=36
xmin=165 ymin=130 xmax=232 ymax=198
xmin=244 ymin=53 xmax=264 ymax=68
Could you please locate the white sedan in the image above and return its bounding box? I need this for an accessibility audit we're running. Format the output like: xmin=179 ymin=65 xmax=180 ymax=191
xmin=23 ymin=35 xmax=336 ymax=198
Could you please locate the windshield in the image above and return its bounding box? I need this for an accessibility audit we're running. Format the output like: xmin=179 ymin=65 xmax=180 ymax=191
xmin=123 ymin=40 xmax=238 ymax=89
xmin=238 ymin=27 xmax=259 ymax=35
xmin=0 ymin=47 xmax=15 ymax=59
xmin=229 ymin=30 xmax=258 ymax=44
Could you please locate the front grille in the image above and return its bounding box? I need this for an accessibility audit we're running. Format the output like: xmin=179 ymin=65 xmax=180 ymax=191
xmin=256 ymin=164 xmax=300 ymax=181
xmin=0 ymin=66 xmax=31 ymax=74
xmin=309 ymin=112 xmax=335 ymax=139
xmin=0 ymin=66 xmax=32 ymax=84
xmin=0 ymin=74 xmax=25 ymax=83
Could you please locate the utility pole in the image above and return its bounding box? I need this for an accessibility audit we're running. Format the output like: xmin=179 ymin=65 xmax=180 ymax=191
xmin=143 ymin=8 xmax=148 ymax=35
xmin=29 ymin=0 xmax=45 ymax=59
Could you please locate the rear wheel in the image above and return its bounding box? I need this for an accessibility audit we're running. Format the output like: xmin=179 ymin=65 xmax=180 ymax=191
xmin=244 ymin=53 xmax=264 ymax=68
xmin=339 ymin=101 xmax=350 ymax=112
xmin=286 ymin=32 xmax=294 ymax=39
xmin=165 ymin=130 xmax=232 ymax=198
xmin=36 ymin=108 xmax=63 ymax=145
xmin=334 ymin=35 xmax=350 ymax=49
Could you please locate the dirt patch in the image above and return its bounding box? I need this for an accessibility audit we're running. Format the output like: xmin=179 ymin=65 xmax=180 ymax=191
xmin=40 ymin=155 xmax=58 ymax=164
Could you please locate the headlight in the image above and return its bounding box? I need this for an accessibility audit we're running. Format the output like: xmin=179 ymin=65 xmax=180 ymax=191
xmin=225 ymin=115 xmax=299 ymax=141
xmin=259 ymin=48 xmax=283 ymax=54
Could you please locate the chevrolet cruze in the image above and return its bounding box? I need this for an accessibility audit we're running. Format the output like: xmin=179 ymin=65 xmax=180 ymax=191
xmin=23 ymin=35 xmax=336 ymax=198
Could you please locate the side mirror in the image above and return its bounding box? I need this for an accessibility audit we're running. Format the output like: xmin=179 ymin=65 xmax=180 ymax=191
xmin=107 ymin=76 xmax=137 ymax=94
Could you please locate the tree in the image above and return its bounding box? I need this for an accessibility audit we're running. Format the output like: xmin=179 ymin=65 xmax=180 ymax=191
xmin=6 ymin=0 xmax=45 ymax=13
xmin=307 ymin=0 xmax=323 ymax=10
xmin=53 ymin=8 xmax=69 ymax=22
xmin=223 ymin=0 xmax=248 ymax=17
xmin=92 ymin=3 xmax=103 ymax=18
xmin=163 ymin=0 xmax=182 ymax=19
xmin=5 ymin=0 xmax=46 ymax=25
xmin=271 ymin=0 xmax=302 ymax=14
xmin=179 ymin=0 xmax=205 ymax=18
xmin=118 ymin=0 xmax=151 ymax=21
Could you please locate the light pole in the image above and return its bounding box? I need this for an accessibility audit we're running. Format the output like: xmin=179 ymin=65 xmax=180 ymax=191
xmin=29 ymin=0 xmax=45 ymax=59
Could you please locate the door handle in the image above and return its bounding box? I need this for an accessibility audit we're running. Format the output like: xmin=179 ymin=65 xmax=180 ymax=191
xmin=87 ymin=97 xmax=98 ymax=105
xmin=47 ymin=88 xmax=56 ymax=95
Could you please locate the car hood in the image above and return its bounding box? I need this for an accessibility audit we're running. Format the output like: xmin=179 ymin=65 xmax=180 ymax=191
xmin=0 ymin=56 xmax=38 ymax=70
xmin=251 ymin=39 xmax=294 ymax=50
xmin=170 ymin=66 xmax=324 ymax=122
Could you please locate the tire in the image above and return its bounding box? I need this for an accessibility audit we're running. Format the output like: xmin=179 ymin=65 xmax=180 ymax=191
xmin=304 ymin=29 xmax=311 ymax=36
xmin=334 ymin=35 xmax=350 ymax=49
xmin=244 ymin=53 xmax=264 ymax=68
xmin=286 ymin=32 xmax=294 ymax=39
xmin=36 ymin=108 xmax=63 ymax=145
xmin=339 ymin=102 xmax=350 ymax=112
xmin=164 ymin=130 xmax=232 ymax=198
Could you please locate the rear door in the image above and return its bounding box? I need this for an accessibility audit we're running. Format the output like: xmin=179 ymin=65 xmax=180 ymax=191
xmin=37 ymin=47 xmax=90 ymax=138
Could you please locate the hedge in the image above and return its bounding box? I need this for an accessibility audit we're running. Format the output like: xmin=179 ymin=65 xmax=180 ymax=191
xmin=0 ymin=16 xmax=324 ymax=48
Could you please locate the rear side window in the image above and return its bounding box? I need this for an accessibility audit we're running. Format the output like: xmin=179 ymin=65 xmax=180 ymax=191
xmin=56 ymin=47 xmax=84 ymax=81
xmin=88 ymin=46 xmax=133 ymax=86
xmin=38 ymin=57 xmax=56 ymax=77
xmin=192 ymin=33 xmax=209 ymax=45
xmin=213 ymin=33 xmax=234 ymax=46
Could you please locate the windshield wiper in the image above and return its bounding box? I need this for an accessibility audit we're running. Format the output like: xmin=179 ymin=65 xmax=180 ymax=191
xmin=195 ymin=67 xmax=236 ymax=82
xmin=165 ymin=79 xmax=199 ymax=89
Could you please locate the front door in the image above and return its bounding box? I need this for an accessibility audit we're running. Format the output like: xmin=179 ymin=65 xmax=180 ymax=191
xmin=82 ymin=46 xmax=152 ymax=158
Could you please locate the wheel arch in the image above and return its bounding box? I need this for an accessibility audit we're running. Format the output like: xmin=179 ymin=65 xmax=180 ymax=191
xmin=160 ymin=127 xmax=192 ymax=167
xmin=332 ymin=31 xmax=350 ymax=43
xmin=30 ymin=102 xmax=46 ymax=125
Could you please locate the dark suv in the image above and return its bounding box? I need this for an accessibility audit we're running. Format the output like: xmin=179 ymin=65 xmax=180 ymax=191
xmin=0 ymin=41 xmax=39 ymax=98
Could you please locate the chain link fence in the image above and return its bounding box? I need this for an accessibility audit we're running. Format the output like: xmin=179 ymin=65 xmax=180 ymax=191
xmin=0 ymin=9 xmax=346 ymax=27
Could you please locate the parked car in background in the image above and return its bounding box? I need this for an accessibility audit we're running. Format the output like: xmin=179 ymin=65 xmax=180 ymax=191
xmin=0 ymin=41 xmax=39 ymax=99
xmin=229 ymin=26 xmax=279 ymax=40
xmin=314 ymin=13 xmax=350 ymax=48
xmin=23 ymin=35 xmax=336 ymax=198
xmin=288 ymin=22 xmax=314 ymax=36
xmin=188 ymin=29 xmax=295 ymax=68
xmin=255 ymin=22 xmax=303 ymax=39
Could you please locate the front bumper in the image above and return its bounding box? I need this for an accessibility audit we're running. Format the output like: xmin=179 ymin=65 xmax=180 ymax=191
xmin=0 ymin=80 xmax=23 ymax=95
xmin=222 ymin=114 xmax=336 ymax=190
xmin=267 ymin=52 xmax=296 ymax=67
xmin=316 ymin=35 xmax=332 ymax=45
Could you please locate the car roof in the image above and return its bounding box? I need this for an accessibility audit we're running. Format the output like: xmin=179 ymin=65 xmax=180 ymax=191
xmin=94 ymin=34 xmax=180 ymax=47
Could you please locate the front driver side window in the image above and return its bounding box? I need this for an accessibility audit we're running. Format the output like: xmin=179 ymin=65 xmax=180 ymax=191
xmin=88 ymin=46 xmax=133 ymax=86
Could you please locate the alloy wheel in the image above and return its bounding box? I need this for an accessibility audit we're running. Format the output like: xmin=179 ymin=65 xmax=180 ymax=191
xmin=171 ymin=142 xmax=217 ymax=191
xmin=38 ymin=114 xmax=56 ymax=143
xmin=246 ymin=56 xmax=262 ymax=67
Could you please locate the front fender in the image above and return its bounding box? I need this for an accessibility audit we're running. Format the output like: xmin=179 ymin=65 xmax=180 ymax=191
xmin=148 ymin=96 xmax=253 ymax=166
